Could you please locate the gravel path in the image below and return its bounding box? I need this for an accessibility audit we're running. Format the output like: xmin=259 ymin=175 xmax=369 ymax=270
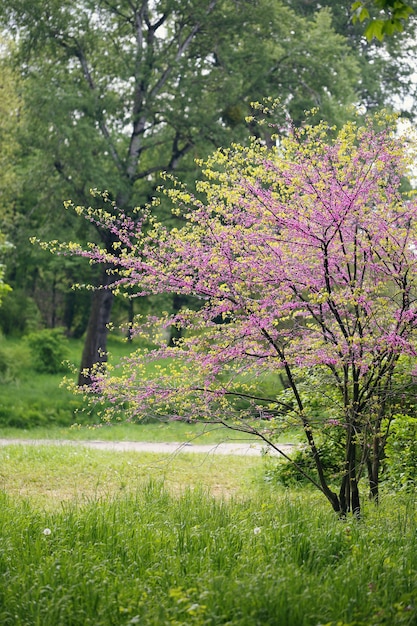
xmin=0 ymin=438 xmax=296 ymax=457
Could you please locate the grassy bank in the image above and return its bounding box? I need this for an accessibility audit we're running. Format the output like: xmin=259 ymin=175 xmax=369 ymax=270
xmin=0 ymin=333 xmax=298 ymax=447
xmin=0 ymin=483 xmax=416 ymax=626
xmin=0 ymin=335 xmax=130 ymax=430
xmin=0 ymin=335 xmax=293 ymax=446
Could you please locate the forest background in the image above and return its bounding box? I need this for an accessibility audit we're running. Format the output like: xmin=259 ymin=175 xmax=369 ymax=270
xmin=0 ymin=0 xmax=416 ymax=373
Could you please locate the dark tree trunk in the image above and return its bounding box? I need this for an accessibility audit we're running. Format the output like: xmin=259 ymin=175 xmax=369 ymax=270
xmin=366 ymin=457 xmax=379 ymax=501
xmin=339 ymin=429 xmax=361 ymax=517
xmin=168 ymin=293 xmax=187 ymax=347
xmin=64 ymin=290 xmax=76 ymax=336
xmin=77 ymin=202 xmax=124 ymax=385
xmin=351 ymin=474 xmax=360 ymax=517
xmin=78 ymin=266 xmax=114 ymax=386
xmin=367 ymin=435 xmax=381 ymax=502
xmin=127 ymin=296 xmax=134 ymax=343
xmin=51 ymin=273 xmax=57 ymax=328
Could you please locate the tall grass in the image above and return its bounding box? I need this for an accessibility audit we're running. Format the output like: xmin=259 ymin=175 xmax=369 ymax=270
xmin=0 ymin=485 xmax=415 ymax=625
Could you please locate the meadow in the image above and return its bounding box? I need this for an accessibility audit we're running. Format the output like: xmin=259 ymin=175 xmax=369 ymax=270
xmin=0 ymin=335 xmax=416 ymax=625
xmin=0 ymin=462 xmax=416 ymax=626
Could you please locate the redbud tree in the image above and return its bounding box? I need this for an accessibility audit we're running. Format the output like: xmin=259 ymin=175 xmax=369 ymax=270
xmin=49 ymin=113 xmax=417 ymax=516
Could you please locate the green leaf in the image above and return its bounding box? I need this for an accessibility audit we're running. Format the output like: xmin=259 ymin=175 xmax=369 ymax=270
xmin=351 ymin=1 xmax=367 ymax=24
xmin=382 ymin=20 xmax=396 ymax=35
xmin=382 ymin=18 xmax=404 ymax=35
xmin=365 ymin=20 xmax=385 ymax=41
xmin=359 ymin=7 xmax=370 ymax=22
xmin=393 ymin=6 xmax=414 ymax=19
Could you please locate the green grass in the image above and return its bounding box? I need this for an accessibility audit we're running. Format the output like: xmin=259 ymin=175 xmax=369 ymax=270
xmin=0 ymin=482 xmax=415 ymax=625
xmin=0 ymin=419 xmax=299 ymax=445
xmin=0 ymin=334 xmax=172 ymax=429
xmin=0 ymin=333 xmax=299 ymax=444
xmin=0 ymin=443 xmax=266 ymax=506
xmin=0 ymin=335 xmax=89 ymax=428
xmin=0 ymin=337 xmax=415 ymax=624
xmin=0 ymin=437 xmax=415 ymax=625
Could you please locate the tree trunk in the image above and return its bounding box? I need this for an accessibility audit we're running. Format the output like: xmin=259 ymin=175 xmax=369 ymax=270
xmin=168 ymin=293 xmax=187 ymax=347
xmin=339 ymin=430 xmax=361 ymax=517
xmin=127 ymin=296 xmax=134 ymax=343
xmin=51 ymin=272 xmax=57 ymax=328
xmin=78 ymin=265 xmax=114 ymax=386
xmin=367 ymin=435 xmax=381 ymax=502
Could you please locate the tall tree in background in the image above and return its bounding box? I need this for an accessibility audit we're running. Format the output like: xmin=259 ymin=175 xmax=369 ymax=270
xmin=0 ymin=0 xmax=410 ymax=383
xmin=285 ymin=0 xmax=417 ymax=118
xmin=0 ymin=52 xmax=23 ymax=306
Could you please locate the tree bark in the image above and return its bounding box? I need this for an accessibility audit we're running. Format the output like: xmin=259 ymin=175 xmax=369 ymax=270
xmin=78 ymin=265 xmax=114 ymax=386
xmin=168 ymin=293 xmax=187 ymax=347
xmin=339 ymin=429 xmax=361 ymax=517
xmin=367 ymin=435 xmax=381 ymax=502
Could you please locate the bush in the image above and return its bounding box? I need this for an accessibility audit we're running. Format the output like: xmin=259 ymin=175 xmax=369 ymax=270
xmin=0 ymin=347 xmax=18 ymax=383
xmin=0 ymin=405 xmax=49 ymax=428
xmin=264 ymin=438 xmax=343 ymax=487
xmin=26 ymin=328 xmax=69 ymax=374
xmin=384 ymin=414 xmax=417 ymax=492
xmin=0 ymin=290 xmax=41 ymax=336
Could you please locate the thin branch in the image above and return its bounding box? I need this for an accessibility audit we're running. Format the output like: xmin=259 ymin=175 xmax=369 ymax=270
xmin=202 ymin=418 xmax=326 ymax=493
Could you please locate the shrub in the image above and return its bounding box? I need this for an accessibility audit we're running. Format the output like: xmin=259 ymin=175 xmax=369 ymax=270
xmin=0 ymin=290 xmax=41 ymax=336
xmin=0 ymin=347 xmax=18 ymax=383
xmin=26 ymin=328 xmax=69 ymax=374
xmin=383 ymin=414 xmax=417 ymax=492
xmin=265 ymin=438 xmax=343 ymax=487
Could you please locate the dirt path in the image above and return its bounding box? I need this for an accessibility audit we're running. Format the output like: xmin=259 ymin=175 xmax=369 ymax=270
xmin=0 ymin=438 xmax=296 ymax=457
